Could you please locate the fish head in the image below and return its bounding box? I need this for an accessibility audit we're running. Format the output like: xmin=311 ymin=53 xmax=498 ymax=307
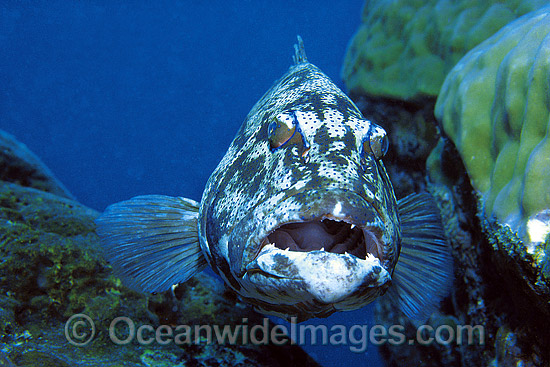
xmin=200 ymin=61 xmax=400 ymax=321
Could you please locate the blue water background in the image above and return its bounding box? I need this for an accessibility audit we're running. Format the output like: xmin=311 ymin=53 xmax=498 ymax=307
xmin=1 ymin=1 xmax=384 ymax=366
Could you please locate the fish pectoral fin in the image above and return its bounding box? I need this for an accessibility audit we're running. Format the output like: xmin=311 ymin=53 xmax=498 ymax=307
xmin=95 ymin=195 xmax=207 ymax=293
xmin=387 ymin=192 xmax=454 ymax=321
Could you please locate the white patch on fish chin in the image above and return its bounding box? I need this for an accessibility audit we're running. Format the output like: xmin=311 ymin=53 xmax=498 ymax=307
xmin=247 ymin=244 xmax=390 ymax=304
xmin=332 ymin=202 xmax=343 ymax=217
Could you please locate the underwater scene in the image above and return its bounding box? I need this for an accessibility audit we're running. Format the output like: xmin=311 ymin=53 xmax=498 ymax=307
xmin=1 ymin=1 xmax=550 ymax=366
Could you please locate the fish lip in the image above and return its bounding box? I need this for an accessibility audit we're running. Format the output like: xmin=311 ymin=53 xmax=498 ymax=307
xmin=244 ymin=263 xmax=292 ymax=279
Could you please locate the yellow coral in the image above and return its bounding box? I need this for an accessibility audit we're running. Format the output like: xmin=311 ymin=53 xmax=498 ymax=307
xmin=435 ymin=6 xmax=550 ymax=243
xmin=342 ymin=0 xmax=547 ymax=100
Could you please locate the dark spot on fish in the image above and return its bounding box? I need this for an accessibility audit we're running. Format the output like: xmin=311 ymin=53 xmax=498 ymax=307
xmin=272 ymin=254 xmax=299 ymax=278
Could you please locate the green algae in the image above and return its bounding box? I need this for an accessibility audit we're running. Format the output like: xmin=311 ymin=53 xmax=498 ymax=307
xmin=0 ymin=215 xmax=115 ymax=323
xmin=0 ymin=184 xmax=95 ymax=237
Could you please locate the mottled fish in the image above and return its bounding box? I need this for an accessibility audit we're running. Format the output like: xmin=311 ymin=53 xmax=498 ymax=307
xmin=96 ymin=37 xmax=453 ymax=322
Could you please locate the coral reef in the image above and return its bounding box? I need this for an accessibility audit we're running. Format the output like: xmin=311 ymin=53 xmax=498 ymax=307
xmin=435 ymin=6 xmax=550 ymax=247
xmin=342 ymin=0 xmax=547 ymax=100
xmin=342 ymin=7 xmax=550 ymax=363
xmin=431 ymin=8 xmax=550 ymax=355
xmin=0 ymin=130 xmax=319 ymax=366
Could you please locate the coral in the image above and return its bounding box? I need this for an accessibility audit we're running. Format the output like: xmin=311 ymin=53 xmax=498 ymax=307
xmin=422 ymin=130 xmax=550 ymax=366
xmin=376 ymin=181 xmax=492 ymax=367
xmin=480 ymin=214 xmax=550 ymax=318
xmin=342 ymin=0 xmax=547 ymax=100
xmin=435 ymin=6 xmax=550 ymax=246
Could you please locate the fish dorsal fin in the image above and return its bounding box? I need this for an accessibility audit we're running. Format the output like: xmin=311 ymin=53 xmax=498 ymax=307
xmin=293 ymin=35 xmax=308 ymax=65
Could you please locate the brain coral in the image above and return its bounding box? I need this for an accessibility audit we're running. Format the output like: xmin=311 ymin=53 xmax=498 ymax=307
xmin=435 ymin=6 xmax=550 ymax=245
xmin=342 ymin=0 xmax=547 ymax=100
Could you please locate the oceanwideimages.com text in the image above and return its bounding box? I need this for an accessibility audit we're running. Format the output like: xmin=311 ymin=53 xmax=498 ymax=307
xmin=65 ymin=314 xmax=485 ymax=353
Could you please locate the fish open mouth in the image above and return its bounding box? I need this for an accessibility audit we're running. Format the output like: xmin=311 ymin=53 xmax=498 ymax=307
xmin=234 ymin=189 xmax=391 ymax=278
xmin=261 ymin=219 xmax=384 ymax=261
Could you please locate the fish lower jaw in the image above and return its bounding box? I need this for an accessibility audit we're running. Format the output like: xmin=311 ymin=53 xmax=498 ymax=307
xmin=245 ymin=244 xmax=390 ymax=304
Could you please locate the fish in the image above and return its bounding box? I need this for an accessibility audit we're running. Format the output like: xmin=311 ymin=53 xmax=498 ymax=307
xmin=95 ymin=36 xmax=453 ymax=322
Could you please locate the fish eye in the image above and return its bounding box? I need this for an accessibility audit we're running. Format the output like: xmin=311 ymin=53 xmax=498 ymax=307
xmin=268 ymin=112 xmax=296 ymax=150
xmin=363 ymin=125 xmax=388 ymax=159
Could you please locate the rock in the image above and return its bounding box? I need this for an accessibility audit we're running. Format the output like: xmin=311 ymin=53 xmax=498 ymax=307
xmin=0 ymin=130 xmax=74 ymax=200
